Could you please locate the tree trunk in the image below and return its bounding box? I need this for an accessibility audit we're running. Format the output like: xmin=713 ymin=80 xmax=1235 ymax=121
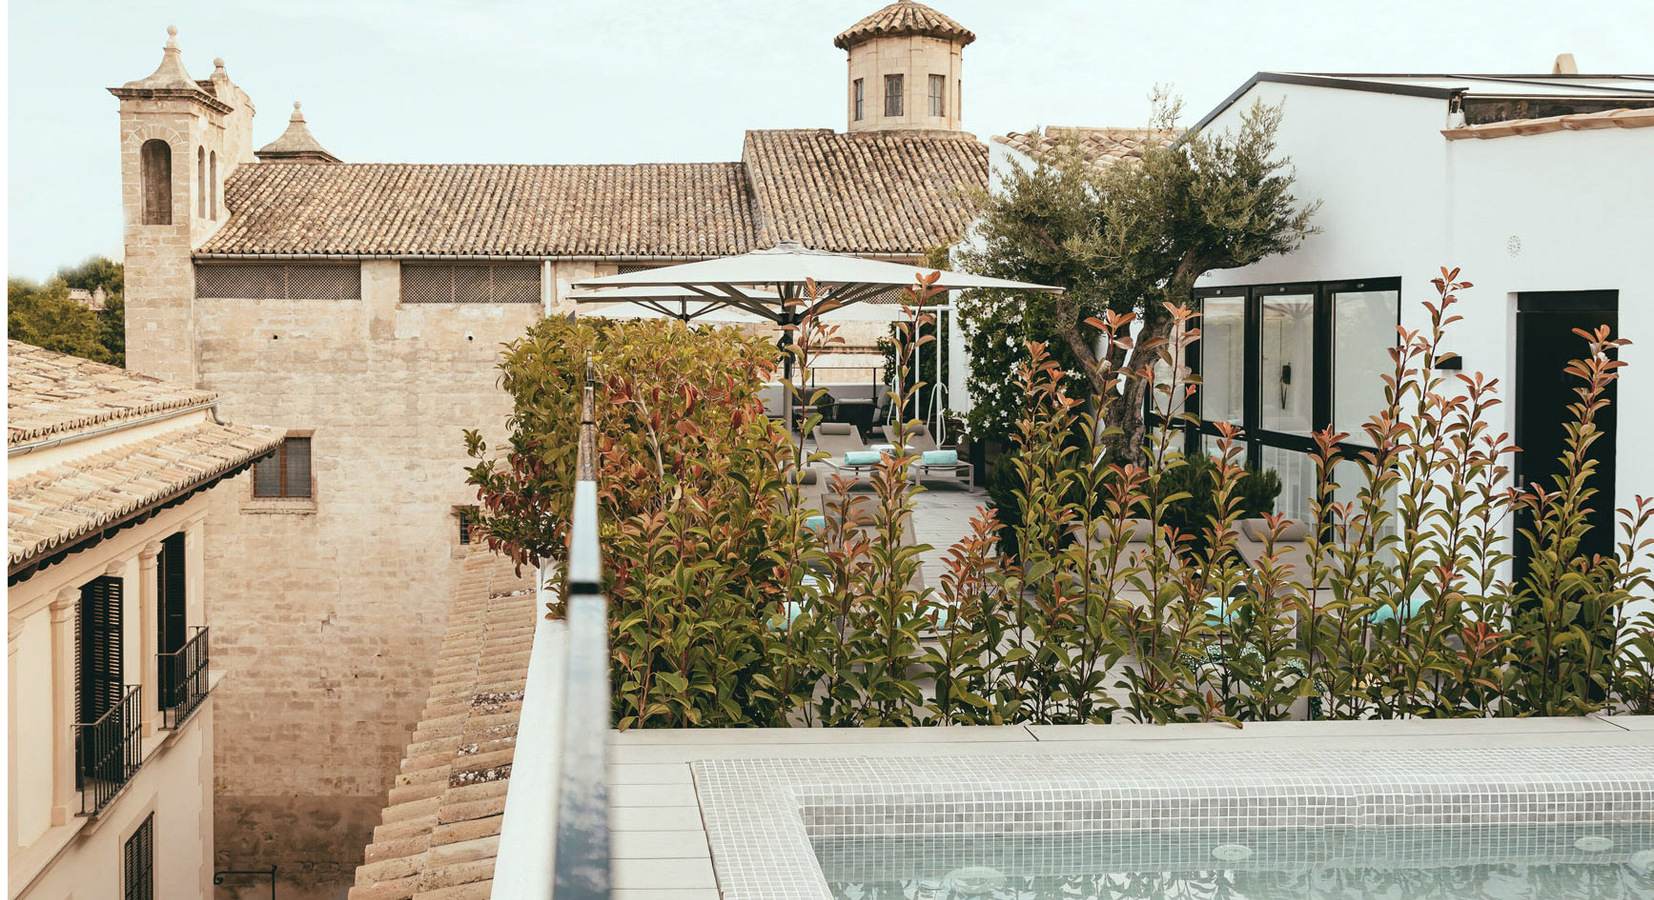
xmin=1093 ymin=253 xmax=1205 ymax=464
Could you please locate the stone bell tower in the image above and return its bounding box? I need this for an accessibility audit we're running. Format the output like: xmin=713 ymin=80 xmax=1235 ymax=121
xmin=109 ymin=26 xmax=256 ymax=384
xmin=835 ymin=0 xmax=975 ymax=135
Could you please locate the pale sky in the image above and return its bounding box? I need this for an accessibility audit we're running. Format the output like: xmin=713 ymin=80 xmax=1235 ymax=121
xmin=6 ymin=0 xmax=1649 ymax=280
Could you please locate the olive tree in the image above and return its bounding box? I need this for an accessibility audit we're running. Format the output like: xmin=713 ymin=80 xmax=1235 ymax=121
xmin=960 ymin=98 xmax=1318 ymax=459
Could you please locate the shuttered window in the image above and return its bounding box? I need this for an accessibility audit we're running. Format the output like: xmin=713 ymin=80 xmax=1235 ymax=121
xmin=195 ymin=263 xmax=361 ymax=300
xmin=884 ymin=74 xmax=904 ymax=117
xmin=76 ymin=574 xmax=124 ymax=790
xmin=253 ymin=437 xmax=312 ymax=498
xmin=124 ymin=814 xmax=154 ymax=900
xmin=400 ymin=263 xmax=541 ymax=304
xmin=158 ymin=534 xmax=187 ymax=706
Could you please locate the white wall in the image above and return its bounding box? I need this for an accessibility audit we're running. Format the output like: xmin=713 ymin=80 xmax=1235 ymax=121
xmin=8 ymin=495 xmax=215 ymax=900
xmin=1192 ymin=81 xmax=1654 ymax=578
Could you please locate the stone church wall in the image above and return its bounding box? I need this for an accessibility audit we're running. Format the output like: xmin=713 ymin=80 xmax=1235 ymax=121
xmin=197 ymin=259 xmax=542 ymax=896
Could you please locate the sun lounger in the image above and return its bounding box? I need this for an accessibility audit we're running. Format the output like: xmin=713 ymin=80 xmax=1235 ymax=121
xmin=878 ymin=422 xmax=974 ymax=487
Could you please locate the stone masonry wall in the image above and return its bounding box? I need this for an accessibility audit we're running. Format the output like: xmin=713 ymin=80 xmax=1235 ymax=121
xmin=199 ymin=259 xmax=541 ymax=895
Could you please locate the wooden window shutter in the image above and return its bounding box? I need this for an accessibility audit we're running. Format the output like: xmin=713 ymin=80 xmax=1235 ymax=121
xmin=124 ymin=813 xmax=154 ymax=900
xmin=284 ymin=437 xmax=313 ymax=498
xmin=158 ymin=534 xmax=187 ymax=707
xmin=77 ymin=576 xmax=125 ymax=726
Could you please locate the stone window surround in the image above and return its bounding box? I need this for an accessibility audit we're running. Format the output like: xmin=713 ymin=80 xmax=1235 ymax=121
xmin=241 ymin=430 xmax=317 ymax=515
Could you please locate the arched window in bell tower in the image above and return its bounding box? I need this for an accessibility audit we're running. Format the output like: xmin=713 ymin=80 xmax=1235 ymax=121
xmin=209 ymin=151 xmax=218 ymax=220
xmin=141 ymin=140 xmax=173 ymax=225
xmin=197 ymin=147 xmax=206 ymax=219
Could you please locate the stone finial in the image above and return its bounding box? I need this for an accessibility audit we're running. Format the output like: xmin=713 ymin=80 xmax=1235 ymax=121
xmin=119 ymin=24 xmax=200 ymax=92
xmin=1553 ymin=53 xmax=1579 ymax=75
xmin=255 ymin=101 xmax=341 ymax=164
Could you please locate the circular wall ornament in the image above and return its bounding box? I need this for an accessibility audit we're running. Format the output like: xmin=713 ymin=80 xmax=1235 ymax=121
xmin=1507 ymin=235 xmax=1523 ymax=257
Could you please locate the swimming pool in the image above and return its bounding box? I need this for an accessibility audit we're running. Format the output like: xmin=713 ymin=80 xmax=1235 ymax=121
xmin=813 ymin=825 xmax=1654 ymax=899
xmin=692 ymin=747 xmax=1654 ymax=900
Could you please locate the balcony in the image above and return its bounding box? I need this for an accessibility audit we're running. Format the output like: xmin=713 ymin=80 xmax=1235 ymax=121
xmin=159 ymin=625 xmax=210 ymax=729
xmin=76 ymin=684 xmax=142 ymax=816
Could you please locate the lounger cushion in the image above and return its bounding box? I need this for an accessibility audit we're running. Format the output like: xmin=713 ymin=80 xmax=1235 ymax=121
xmin=844 ymin=450 xmax=881 ymax=466
xmin=804 ymin=515 xmax=826 ymax=533
xmin=920 ymin=449 xmax=959 ymax=466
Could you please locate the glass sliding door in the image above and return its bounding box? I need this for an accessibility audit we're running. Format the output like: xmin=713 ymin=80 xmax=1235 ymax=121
xmin=1259 ymin=292 xmax=1315 ymax=436
xmin=1199 ymin=294 xmax=1245 ymax=425
xmin=1333 ymin=287 xmax=1401 ymax=440
xmin=1188 ymin=278 xmax=1401 ymax=530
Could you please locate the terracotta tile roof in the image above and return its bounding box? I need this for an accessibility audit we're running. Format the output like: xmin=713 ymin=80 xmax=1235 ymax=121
xmin=742 ymin=129 xmax=988 ymax=255
xmin=833 ymin=0 xmax=975 ymax=50
xmin=993 ymin=126 xmax=1181 ymax=173
xmin=1442 ymin=106 xmax=1654 ymax=140
xmin=349 ymin=552 xmax=537 ymax=900
xmin=201 ymin=162 xmax=759 ymax=258
xmin=8 ymin=421 xmax=280 ymax=570
xmin=8 ymin=341 xmax=218 ymax=446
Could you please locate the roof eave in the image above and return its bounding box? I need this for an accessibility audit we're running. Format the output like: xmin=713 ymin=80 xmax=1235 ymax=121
xmin=108 ymin=86 xmax=235 ymax=115
xmin=8 ymin=440 xmax=278 ymax=583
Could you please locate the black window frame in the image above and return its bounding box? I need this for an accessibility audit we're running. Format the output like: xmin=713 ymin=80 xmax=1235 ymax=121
xmin=252 ymin=436 xmax=313 ymax=499
xmin=884 ymin=74 xmax=903 ymax=117
xmin=1181 ymin=277 xmax=1402 ymax=471
xmin=928 ymin=73 xmax=945 ymax=117
xmin=853 ymin=78 xmax=864 ymax=121
xmin=124 ymin=813 xmax=154 ymax=900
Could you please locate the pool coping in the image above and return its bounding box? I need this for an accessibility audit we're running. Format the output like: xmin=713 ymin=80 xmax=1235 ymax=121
xmin=605 ymin=715 xmax=1654 ymax=900
xmin=692 ymin=745 xmax=1654 ymax=900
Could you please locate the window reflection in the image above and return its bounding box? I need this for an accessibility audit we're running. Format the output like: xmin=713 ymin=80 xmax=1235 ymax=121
xmin=1334 ymin=289 xmax=1400 ymax=442
xmin=1260 ymin=294 xmax=1314 ymax=436
xmin=1200 ymin=296 xmax=1244 ymax=424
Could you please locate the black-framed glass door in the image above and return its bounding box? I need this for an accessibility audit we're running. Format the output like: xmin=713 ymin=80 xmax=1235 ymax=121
xmin=1513 ymin=290 xmax=1618 ymax=586
xmin=1190 ymin=277 xmax=1402 ymax=523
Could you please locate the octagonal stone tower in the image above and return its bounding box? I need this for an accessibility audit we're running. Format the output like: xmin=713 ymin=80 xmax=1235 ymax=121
xmin=836 ymin=0 xmax=975 ymax=135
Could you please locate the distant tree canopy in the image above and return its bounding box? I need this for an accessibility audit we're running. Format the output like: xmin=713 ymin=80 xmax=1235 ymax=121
xmin=958 ymin=98 xmax=1318 ymax=456
xmin=8 ymin=256 xmax=125 ymax=366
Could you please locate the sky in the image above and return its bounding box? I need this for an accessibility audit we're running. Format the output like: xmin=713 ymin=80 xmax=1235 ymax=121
xmin=6 ymin=0 xmax=1649 ymax=281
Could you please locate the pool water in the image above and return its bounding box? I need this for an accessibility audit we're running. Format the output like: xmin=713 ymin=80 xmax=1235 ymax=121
xmin=814 ymin=825 xmax=1654 ymax=900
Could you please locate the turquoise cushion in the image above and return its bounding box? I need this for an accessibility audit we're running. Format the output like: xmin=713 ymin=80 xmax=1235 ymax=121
xmin=844 ymin=450 xmax=881 ymax=466
xmin=1369 ymin=596 xmax=1430 ymax=624
xmin=921 ymin=449 xmax=959 ymax=466
xmin=804 ymin=515 xmax=826 ymax=533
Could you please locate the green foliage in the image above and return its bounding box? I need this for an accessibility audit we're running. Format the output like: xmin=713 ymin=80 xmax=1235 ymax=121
xmin=958 ymin=97 xmax=1318 ymax=456
xmin=1157 ymin=453 xmax=1281 ymax=550
xmin=8 ymin=256 xmax=126 ymax=366
xmin=469 ymin=267 xmax=1654 ymax=728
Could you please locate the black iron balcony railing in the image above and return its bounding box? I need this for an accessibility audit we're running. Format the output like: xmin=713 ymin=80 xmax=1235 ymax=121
xmin=77 ymin=684 xmax=142 ymax=816
xmin=555 ymin=363 xmax=612 ymax=899
xmin=159 ymin=625 xmax=210 ymax=729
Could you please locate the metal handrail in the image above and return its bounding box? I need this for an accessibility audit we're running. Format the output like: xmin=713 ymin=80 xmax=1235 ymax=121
xmin=76 ymin=684 xmax=142 ymax=816
xmin=159 ymin=625 xmax=210 ymax=729
xmin=554 ymin=362 xmax=611 ymax=898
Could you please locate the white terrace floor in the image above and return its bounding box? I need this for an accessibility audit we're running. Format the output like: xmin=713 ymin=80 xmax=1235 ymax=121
xmin=822 ymin=471 xmax=986 ymax=585
xmin=605 ymin=715 xmax=1654 ymax=899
